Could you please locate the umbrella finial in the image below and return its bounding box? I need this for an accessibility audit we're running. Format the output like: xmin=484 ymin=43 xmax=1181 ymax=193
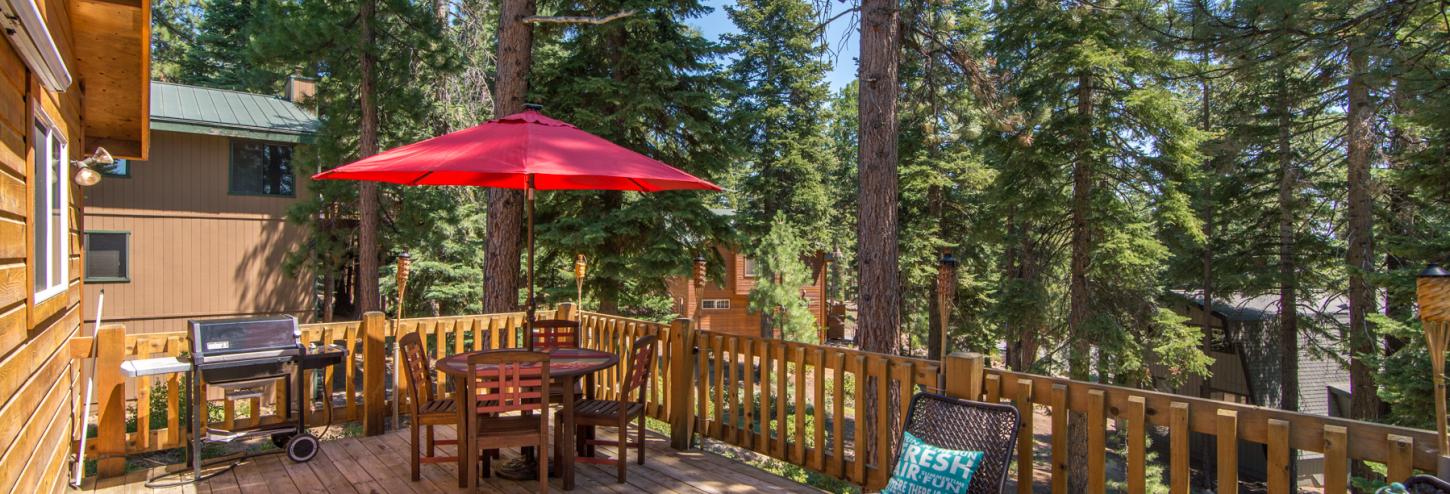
xmin=523 ymin=103 xmax=544 ymax=112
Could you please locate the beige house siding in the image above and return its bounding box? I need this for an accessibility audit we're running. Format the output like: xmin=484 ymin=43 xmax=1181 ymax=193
xmin=82 ymin=130 xmax=314 ymax=334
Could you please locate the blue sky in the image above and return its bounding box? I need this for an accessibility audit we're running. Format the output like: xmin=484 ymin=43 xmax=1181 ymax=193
xmin=688 ymin=0 xmax=860 ymax=91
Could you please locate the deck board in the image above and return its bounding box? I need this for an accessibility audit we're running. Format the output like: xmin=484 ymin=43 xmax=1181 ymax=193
xmin=81 ymin=426 xmax=823 ymax=494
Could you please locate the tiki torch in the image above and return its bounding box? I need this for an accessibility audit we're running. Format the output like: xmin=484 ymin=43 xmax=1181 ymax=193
xmin=1418 ymin=263 xmax=1450 ymax=456
xmin=574 ymin=254 xmax=588 ymax=309
xmin=692 ymin=254 xmax=707 ymax=323
xmin=392 ymin=252 xmax=411 ymax=429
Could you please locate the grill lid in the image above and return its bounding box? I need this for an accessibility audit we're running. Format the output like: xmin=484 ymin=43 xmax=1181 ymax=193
xmin=190 ymin=315 xmax=301 ymax=360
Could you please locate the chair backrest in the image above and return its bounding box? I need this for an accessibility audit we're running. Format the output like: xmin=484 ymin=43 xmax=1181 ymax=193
xmin=398 ymin=332 xmax=437 ymax=410
xmin=623 ymin=335 xmax=658 ymax=403
xmin=1406 ymin=475 xmax=1450 ymax=493
xmin=898 ymin=392 xmax=1019 ymax=494
xmin=529 ymin=319 xmax=580 ymax=351
xmin=465 ymin=350 xmax=551 ymax=416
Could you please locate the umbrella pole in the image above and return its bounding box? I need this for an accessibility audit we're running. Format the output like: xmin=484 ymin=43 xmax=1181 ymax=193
xmin=527 ymin=176 xmax=536 ymax=347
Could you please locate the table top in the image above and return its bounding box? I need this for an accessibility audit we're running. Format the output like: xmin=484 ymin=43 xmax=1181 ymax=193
xmin=436 ymin=347 xmax=619 ymax=379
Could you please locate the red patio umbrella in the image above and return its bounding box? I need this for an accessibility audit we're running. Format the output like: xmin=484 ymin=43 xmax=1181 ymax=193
xmin=313 ymin=106 xmax=721 ymax=325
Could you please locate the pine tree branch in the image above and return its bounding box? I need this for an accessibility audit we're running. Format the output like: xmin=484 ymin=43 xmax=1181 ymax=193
xmin=522 ymin=10 xmax=636 ymax=25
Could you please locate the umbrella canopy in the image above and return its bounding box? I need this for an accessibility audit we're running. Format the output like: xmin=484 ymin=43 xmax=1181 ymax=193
xmin=312 ymin=108 xmax=721 ymax=192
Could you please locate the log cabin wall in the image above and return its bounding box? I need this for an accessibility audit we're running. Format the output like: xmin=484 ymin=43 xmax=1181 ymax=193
xmin=0 ymin=0 xmax=148 ymax=488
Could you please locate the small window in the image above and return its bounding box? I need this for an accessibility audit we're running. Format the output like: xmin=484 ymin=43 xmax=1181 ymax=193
xmin=32 ymin=115 xmax=68 ymax=301
xmin=230 ymin=141 xmax=295 ymax=196
xmin=101 ymin=158 xmax=130 ymax=177
xmin=742 ymin=258 xmax=757 ymax=277
xmin=702 ymin=299 xmax=731 ymax=310
xmin=84 ymin=232 xmax=129 ymax=282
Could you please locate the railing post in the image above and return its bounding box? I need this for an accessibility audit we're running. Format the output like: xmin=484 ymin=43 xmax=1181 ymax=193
xmin=362 ymin=311 xmax=387 ymax=436
xmin=944 ymin=352 xmax=984 ymax=400
xmin=668 ymin=317 xmax=696 ymax=450
xmin=94 ymin=323 xmax=127 ymax=478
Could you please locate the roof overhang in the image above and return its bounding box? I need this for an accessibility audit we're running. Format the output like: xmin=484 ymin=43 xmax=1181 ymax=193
xmin=70 ymin=0 xmax=151 ymax=160
xmin=0 ymin=0 xmax=73 ymax=91
xmin=151 ymin=119 xmax=315 ymax=144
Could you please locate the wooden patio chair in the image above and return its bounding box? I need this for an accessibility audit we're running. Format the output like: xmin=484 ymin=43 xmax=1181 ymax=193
xmin=399 ymin=332 xmax=460 ymax=481
xmin=895 ymin=392 xmax=1019 ymax=494
xmin=529 ymin=319 xmax=580 ymax=350
xmin=465 ymin=350 xmax=551 ymax=493
xmin=558 ymin=334 xmax=658 ymax=483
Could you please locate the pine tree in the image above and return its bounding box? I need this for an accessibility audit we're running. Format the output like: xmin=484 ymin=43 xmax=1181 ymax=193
xmin=748 ymin=214 xmax=818 ymax=341
xmin=722 ymin=0 xmax=834 ymax=244
xmin=526 ymin=0 xmax=735 ymax=317
xmin=176 ymin=0 xmax=288 ymax=92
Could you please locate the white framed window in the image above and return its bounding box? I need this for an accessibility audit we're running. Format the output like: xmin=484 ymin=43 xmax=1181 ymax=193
xmin=742 ymin=258 xmax=757 ymax=277
xmin=702 ymin=299 xmax=731 ymax=310
xmin=32 ymin=113 xmax=67 ymax=301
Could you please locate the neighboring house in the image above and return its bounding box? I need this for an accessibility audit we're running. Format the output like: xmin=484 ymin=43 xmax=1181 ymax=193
xmin=81 ymin=79 xmax=320 ymax=334
xmin=1162 ymin=291 xmax=1351 ymax=485
xmin=666 ymin=245 xmax=829 ymax=339
xmin=0 ymin=0 xmax=149 ymax=489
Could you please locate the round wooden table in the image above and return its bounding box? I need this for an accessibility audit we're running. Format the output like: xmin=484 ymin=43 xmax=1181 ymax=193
xmin=437 ymin=347 xmax=619 ymax=491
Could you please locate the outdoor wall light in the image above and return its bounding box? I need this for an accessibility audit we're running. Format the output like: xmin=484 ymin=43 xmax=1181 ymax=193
xmin=1417 ymin=263 xmax=1450 ymax=454
xmin=72 ymin=147 xmax=112 ymax=187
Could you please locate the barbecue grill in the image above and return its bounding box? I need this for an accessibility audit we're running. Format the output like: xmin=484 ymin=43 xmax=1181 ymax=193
xmin=180 ymin=316 xmax=343 ymax=482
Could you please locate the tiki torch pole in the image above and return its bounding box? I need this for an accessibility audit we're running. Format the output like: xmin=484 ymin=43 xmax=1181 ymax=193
xmin=1418 ymin=264 xmax=1450 ymax=461
xmin=693 ymin=255 xmax=707 ymax=327
xmin=574 ymin=254 xmax=588 ymax=310
xmin=392 ymin=252 xmax=411 ymax=430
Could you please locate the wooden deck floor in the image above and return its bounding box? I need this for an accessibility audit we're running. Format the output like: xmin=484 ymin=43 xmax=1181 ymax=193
xmin=80 ymin=425 xmax=823 ymax=494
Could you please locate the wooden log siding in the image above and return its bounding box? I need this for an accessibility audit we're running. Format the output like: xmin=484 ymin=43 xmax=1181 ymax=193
xmin=70 ymin=308 xmax=1450 ymax=491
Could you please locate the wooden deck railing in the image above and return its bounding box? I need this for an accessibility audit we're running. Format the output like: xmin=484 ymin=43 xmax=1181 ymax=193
xmin=71 ymin=307 xmax=1445 ymax=492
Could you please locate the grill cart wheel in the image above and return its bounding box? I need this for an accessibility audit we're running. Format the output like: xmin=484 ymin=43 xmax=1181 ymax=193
xmin=285 ymin=433 xmax=319 ymax=463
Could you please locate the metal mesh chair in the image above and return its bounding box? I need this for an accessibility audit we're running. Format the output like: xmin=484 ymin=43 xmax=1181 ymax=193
xmin=896 ymin=392 xmax=1019 ymax=494
xmin=1405 ymin=475 xmax=1450 ymax=493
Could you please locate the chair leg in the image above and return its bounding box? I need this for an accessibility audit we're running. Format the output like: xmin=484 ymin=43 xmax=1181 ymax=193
xmin=636 ymin=414 xmax=646 ymax=465
xmin=427 ymin=425 xmax=436 ymax=457
xmin=480 ymin=447 xmax=491 ymax=479
xmin=538 ymin=436 xmax=550 ymax=493
xmin=616 ymin=421 xmax=628 ymax=483
xmin=410 ymin=421 xmax=421 ymax=481
xmin=576 ymin=424 xmax=588 ymax=457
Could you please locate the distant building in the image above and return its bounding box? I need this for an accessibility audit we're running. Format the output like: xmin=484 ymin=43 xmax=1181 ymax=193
xmin=82 ymin=78 xmax=320 ymax=333
xmin=666 ymin=244 xmax=830 ymax=339
xmin=1162 ymin=291 xmax=1350 ymax=486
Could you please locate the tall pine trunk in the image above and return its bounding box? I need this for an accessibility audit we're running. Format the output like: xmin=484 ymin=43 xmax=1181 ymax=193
xmin=926 ymin=184 xmax=946 ymax=361
xmin=1345 ymin=38 xmax=1380 ymax=484
xmin=482 ymin=0 xmax=536 ymax=313
xmin=857 ymin=0 xmax=900 ymax=472
xmin=1277 ymin=68 xmax=1299 ymax=414
xmin=1066 ymin=71 xmax=1093 ymax=493
xmin=856 ymin=0 xmax=901 ymax=357
xmin=356 ymin=0 xmax=381 ymax=315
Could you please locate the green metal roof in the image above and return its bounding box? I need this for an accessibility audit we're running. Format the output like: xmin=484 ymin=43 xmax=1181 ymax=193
xmin=150 ymin=81 xmax=319 ymax=143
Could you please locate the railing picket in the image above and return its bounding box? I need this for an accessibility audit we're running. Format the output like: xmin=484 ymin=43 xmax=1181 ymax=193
xmin=1170 ymin=402 xmax=1189 ymax=494
xmin=1217 ymin=409 xmax=1239 ymax=492
xmin=1017 ymin=378 xmax=1036 ymax=494
xmin=1388 ymin=433 xmax=1414 ymax=484
xmin=1324 ymin=424 xmax=1348 ymax=494
xmin=1267 ymin=419 xmax=1290 ymax=493
xmin=713 ymin=334 xmax=726 ymax=441
xmin=1086 ymin=388 xmax=1105 ymax=494
xmin=743 ymin=338 xmax=757 ymax=451
xmin=774 ymin=340 xmax=789 ymax=457
xmin=1126 ymin=396 xmax=1146 ymax=494
xmin=1050 ymin=383 xmax=1068 ymax=494
xmin=136 ymin=343 xmax=152 ymax=451
xmin=166 ymin=336 xmax=183 ymax=448
xmin=696 ymin=333 xmax=710 ymax=437
xmin=726 ymin=335 xmax=740 ymax=445
xmin=792 ymin=345 xmax=807 ymax=464
xmin=985 ymin=374 xmax=1001 ymax=402
xmin=831 ymin=349 xmax=846 ymax=479
xmin=812 ymin=347 xmax=827 ymax=472
xmin=851 ymin=354 xmax=867 ymax=484
xmin=872 ymin=356 xmax=892 ymax=490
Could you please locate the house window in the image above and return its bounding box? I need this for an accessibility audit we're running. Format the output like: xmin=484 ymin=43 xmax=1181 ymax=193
xmin=230 ymin=141 xmax=295 ymax=196
xmin=101 ymin=158 xmax=129 ymax=177
xmin=84 ymin=232 xmax=129 ymax=282
xmin=32 ymin=116 xmax=68 ymax=301
xmin=702 ymin=299 xmax=731 ymax=310
xmin=742 ymin=258 xmax=757 ymax=277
